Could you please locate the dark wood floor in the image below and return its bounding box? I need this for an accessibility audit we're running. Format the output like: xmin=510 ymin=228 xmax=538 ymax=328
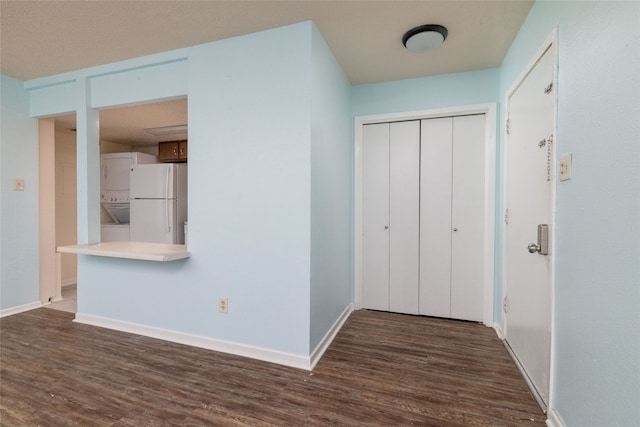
xmin=1 ymin=308 xmax=545 ymax=426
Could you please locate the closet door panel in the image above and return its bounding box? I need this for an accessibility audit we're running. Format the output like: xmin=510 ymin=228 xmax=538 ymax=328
xmin=362 ymin=123 xmax=390 ymax=310
xmin=389 ymin=121 xmax=420 ymax=314
xmin=451 ymin=114 xmax=485 ymax=321
xmin=419 ymin=118 xmax=453 ymax=317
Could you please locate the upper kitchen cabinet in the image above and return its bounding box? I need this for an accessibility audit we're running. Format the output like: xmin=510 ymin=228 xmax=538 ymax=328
xmin=158 ymin=140 xmax=188 ymax=162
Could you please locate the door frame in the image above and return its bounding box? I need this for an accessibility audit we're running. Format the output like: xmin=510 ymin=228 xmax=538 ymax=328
xmin=501 ymin=29 xmax=558 ymax=409
xmin=354 ymin=103 xmax=497 ymax=326
xmin=39 ymin=118 xmax=59 ymax=304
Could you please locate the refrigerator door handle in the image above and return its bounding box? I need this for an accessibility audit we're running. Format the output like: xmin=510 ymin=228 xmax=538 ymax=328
xmin=165 ymin=167 xmax=170 ymax=200
xmin=166 ymin=198 xmax=171 ymax=232
xmin=165 ymin=167 xmax=171 ymax=232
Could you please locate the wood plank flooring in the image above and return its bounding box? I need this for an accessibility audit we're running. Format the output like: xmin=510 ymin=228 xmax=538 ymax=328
xmin=1 ymin=308 xmax=545 ymax=426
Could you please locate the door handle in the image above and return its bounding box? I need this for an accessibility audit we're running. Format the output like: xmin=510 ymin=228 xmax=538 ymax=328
xmin=165 ymin=168 xmax=171 ymax=233
xmin=528 ymin=224 xmax=550 ymax=255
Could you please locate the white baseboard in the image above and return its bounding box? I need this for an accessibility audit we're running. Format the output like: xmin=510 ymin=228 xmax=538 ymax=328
xmin=493 ymin=321 xmax=504 ymax=339
xmin=74 ymin=313 xmax=313 ymax=370
xmin=310 ymin=304 xmax=353 ymax=369
xmin=546 ymin=408 xmax=565 ymax=427
xmin=0 ymin=301 xmax=42 ymax=318
xmin=62 ymin=277 xmax=77 ymax=287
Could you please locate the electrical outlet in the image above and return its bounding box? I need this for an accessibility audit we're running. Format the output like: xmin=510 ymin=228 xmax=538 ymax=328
xmin=218 ymin=297 xmax=228 ymax=314
xmin=14 ymin=178 xmax=24 ymax=191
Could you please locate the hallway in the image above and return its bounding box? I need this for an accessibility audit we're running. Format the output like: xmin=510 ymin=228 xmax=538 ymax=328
xmin=45 ymin=284 xmax=77 ymax=314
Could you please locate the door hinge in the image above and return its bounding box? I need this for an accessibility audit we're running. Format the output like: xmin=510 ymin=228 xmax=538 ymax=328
xmin=503 ymin=296 xmax=509 ymax=314
xmin=504 ymin=208 xmax=510 ymax=225
xmin=544 ymin=82 xmax=553 ymax=94
xmin=506 ymin=118 xmax=511 ymax=135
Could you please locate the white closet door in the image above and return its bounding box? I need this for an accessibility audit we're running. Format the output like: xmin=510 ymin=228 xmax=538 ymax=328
xmin=451 ymin=114 xmax=485 ymax=321
xmin=419 ymin=118 xmax=453 ymax=317
xmin=389 ymin=121 xmax=420 ymax=314
xmin=362 ymin=123 xmax=390 ymax=310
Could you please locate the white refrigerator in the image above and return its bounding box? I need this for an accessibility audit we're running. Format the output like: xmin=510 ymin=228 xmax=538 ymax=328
xmin=130 ymin=163 xmax=188 ymax=244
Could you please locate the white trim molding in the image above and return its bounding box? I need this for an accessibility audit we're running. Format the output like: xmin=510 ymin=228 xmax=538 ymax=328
xmin=493 ymin=322 xmax=504 ymax=340
xmin=354 ymin=103 xmax=497 ymax=327
xmin=310 ymin=304 xmax=353 ymax=369
xmin=0 ymin=301 xmax=43 ymax=318
xmin=546 ymin=407 xmax=566 ymax=427
xmin=75 ymin=313 xmax=322 ymax=371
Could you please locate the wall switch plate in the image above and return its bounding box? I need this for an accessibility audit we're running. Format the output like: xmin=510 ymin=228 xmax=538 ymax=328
xmin=559 ymin=153 xmax=572 ymax=181
xmin=14 ymin=178 xmax=25 ymax=191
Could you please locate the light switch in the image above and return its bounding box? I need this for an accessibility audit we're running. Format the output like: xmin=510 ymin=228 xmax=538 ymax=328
xmin=14 ymin=178 xmax=25 ymax=191
xmin=559 ymin=154 xmax=572 ymax=181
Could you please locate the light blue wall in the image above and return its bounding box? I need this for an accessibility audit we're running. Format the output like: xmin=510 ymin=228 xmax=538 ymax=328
xmin=309 ymin=25 xmax=352 ymax=351
xmin=0 ymin=75 xmax=40 ymax=310
xmin=22 ymin=22 xmax=342 ymax=357
xmin=500 ymin=1 xmax=640 ymax=425
xmin=6 ymin=7 xmax=639 ymax=421
xmin=352 ymin=68 xmax=499 ymax=117
xmin=186 ymin=23 xmax=313 ymax=354
xmin=90 ymin=59 xmax=188 ymax=109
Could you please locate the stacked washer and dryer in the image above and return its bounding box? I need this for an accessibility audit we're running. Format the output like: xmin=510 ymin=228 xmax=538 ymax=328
xmin=100 ymin=152 xmax=158 ymax=242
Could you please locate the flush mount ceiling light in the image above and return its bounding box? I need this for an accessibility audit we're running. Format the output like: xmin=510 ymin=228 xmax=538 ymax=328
xmin=402 ymin=24 xmax=448 ymax=53
xmin=144 ymin=124 xmax=188 ymax=136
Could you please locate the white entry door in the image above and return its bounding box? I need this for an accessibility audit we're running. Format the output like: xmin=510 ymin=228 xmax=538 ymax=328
xmin=504 ymin=43 xmax=556 ymax=407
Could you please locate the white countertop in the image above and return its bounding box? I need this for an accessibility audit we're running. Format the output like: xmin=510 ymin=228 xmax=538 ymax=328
xmin=57 ymin=241 xmax=190 ymax=262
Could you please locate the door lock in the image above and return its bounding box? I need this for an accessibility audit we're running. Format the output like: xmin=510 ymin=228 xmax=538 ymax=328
xmin=528 ymin=224 xmax=550 ymax=255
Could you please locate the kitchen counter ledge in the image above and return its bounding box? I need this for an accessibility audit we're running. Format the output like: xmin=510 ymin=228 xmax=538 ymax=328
xmin=57 ymin=241 xmax=190 ymax=262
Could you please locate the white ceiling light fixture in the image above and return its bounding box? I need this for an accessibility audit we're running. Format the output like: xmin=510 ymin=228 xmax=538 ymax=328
xmin=402 ymin=24 xmax=448 ymax=53
xmin=144 ymin=124 xmax=188 ymax=136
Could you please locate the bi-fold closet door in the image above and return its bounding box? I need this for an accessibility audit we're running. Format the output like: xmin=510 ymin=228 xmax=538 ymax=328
xmin=362 ymin=121 xmax=421 ymax=314
xmin=362 ymin=115 xmax=485 ymax=322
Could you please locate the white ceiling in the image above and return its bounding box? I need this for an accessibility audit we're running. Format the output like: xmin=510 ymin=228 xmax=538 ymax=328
xmin=2 ymin=0 xmax=533 ymax=145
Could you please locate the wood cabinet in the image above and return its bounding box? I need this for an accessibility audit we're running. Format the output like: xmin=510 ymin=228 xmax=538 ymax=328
xmin=158 ymin=140 xmax=188 ymax=162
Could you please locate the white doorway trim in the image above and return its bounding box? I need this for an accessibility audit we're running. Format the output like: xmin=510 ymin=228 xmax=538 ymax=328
xmin=501 ymin=29 xmax=558 ymax=410
xmin=354 ymin=103 xmax=497 ymax=326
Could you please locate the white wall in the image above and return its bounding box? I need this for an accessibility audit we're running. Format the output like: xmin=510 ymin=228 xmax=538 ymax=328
xmin=0 ymin=75 xmax=40 ymax=310
xmin=500 ymin=2 xmax=640 ymax=425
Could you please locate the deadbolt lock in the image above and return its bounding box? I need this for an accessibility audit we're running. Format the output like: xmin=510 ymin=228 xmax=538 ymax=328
xmin=528 ymin=224 xmax=550 ymax=255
